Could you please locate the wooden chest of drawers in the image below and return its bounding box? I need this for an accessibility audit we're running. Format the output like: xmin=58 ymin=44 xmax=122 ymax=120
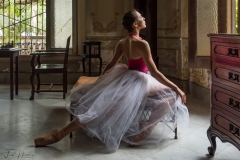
xmin=208 ymin=34 xmax=240 ymax=156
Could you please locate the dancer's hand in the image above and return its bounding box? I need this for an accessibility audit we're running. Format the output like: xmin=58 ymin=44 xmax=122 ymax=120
xmin=176 ymin=88 xmax=187 ymax=104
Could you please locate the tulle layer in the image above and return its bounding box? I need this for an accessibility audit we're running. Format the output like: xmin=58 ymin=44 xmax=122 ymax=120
xmin=66 ymin=63 xmax=189 ymax=150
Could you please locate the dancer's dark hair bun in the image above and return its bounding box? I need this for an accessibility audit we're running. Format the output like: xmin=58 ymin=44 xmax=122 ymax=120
xmin=121 ymin=9 xmax=138 ymax=32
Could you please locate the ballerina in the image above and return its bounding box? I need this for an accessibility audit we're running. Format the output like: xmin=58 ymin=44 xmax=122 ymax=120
xmin=34 ymin=9 xmax=189 ymax=151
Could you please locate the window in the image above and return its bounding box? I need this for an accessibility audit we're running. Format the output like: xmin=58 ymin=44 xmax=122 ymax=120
xmin=235 ymin=0 xmax=239 ymax=33
xmin=0 ymin=0 xmax=46 ymax=55
xmin=50 ymin=0 xmax=72 ymax=49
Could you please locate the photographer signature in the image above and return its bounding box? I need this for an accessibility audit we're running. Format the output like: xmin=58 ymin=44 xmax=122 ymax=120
xmin=4 ymin=149 xmax=34 ymax=159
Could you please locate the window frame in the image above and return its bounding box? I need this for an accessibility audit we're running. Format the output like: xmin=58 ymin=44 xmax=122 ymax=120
xmin=0 ymin=0 xmax=47 ymax=54
xmin=188 ymin=0 xmax=235 ymax=69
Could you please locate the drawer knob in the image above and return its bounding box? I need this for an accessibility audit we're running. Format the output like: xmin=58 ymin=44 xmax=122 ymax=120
xmin=229 ymin=98 xmax=240 ymax=110
xmin=229 ymin=123 xmax=240 ymax=137
xmin=228 ymin=48 xmax=238 ymax=57
xmin=228 ymin=72 xmax=239 ymax=82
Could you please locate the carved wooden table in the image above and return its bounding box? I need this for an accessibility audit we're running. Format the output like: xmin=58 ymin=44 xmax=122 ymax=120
xmin=0 ymin=48 xmax=26 ymax=100
xmin=208 ymin=34 xmax=240 ymax=156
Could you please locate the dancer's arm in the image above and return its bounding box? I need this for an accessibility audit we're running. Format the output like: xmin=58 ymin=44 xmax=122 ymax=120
xmin=138 ymin=40 xmax=186 ymax=103
xmin=101 ymin=41 xmax=123 ymax=75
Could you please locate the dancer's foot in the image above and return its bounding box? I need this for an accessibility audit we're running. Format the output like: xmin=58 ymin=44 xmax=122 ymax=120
xmin=131 ymin=122 xmax=158 ymax=143
xmin=34 ymin=129 xmax=65 ymax=147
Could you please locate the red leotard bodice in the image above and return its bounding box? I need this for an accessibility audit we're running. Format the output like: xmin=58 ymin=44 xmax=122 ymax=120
xmin=128 ymin=58 xmax=148 ymax=74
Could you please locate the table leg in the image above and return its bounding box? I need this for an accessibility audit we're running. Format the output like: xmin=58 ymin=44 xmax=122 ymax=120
xmin=89 ymin=58 xmax=91 ymax=77
xmin=30 ymin=55 xmax=36 ymax=100
xmin=30 ymin=73 xmax=35 ymax=100
xmin=10 ymin=56 xmax=14 ymax=100
xmin=89 ymin=46 xmax=91 ymax=77
xmin=15 ymin=56 xmax=19 ymax=95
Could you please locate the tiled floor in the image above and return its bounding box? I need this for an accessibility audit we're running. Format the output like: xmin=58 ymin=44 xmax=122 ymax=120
xmin=0 ymin=84 xmax=240 ymax=160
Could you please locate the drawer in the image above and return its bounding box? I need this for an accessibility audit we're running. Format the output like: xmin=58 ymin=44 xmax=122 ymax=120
xmin=212 ymin=108 xmax=240 ymax=144
xmin=212 ymin=42 xmax=240 ymax=64
xmin=212 ymin=61 xmax=240 ymax=89
xmin=212 ymin=85 xmax=240 ymax=117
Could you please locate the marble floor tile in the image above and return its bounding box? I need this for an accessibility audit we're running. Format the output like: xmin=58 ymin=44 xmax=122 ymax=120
xmin=0 ymin=84 xmax=240 ymax=160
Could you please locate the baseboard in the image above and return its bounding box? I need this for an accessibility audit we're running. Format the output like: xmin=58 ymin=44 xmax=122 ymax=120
xmin=189 ymin=82 xmax=210 ymax=105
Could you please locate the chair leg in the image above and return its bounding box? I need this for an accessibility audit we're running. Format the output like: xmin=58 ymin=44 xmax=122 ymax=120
xmin=65 ymin=72 xmax=68 ymax=93
xmin=70 ymin=113 xmax=74 ymax=138
xmin=99 ymin=57 xmax=102 ymax=75
xmin=82 ymin=58 xmax=85 ymax=73
xmin=63 ymin=89 xmax=65 ymax=99
xmin=174 ymin=127 xmax=178 ymax=139
xmin=30 ymin=73 xmax=35 ymax=100
xmin=36 ymin=74 xmax=40 ymax=93
xmin=89 ymin=58 xmax=91 ymax=77
xmin=63 ymin=72 xmax=66 ymax=99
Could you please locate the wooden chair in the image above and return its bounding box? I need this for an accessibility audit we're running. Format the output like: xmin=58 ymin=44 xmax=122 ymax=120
xmin=69 ymin=76 xmax=177 ymax=139
xmin=29 ymin=36 xmax=71 ymax=100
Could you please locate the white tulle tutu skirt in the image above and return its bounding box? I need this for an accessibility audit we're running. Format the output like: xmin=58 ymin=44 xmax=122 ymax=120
xmin=66 ymin=63 xmax=189 ymax=150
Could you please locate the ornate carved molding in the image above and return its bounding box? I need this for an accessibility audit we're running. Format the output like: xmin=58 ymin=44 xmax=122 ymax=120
xmin=91 ymin=12 xmax=119 ymax=33
xmin=165 ymin=10 xmax=180 ymax=34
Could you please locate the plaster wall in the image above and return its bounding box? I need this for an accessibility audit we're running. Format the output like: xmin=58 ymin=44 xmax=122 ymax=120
xmin=157 ymin=0 xmax=189 ymax=80
xmin=0 ymin=0 xmax=212 ymax=91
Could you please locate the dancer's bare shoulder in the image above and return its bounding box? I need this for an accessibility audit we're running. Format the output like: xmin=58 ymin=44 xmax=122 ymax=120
xmin=132 ymin=39 xmax=149 ymax=51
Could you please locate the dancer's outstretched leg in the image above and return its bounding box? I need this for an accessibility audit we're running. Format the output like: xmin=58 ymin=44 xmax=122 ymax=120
xmin=34 ymin=118 xmax=82 ymax=147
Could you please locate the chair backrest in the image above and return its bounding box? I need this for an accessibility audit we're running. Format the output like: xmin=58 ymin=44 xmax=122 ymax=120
xmin=82 ymin=41 xmax=101 ymax=56
xmin=64 ymin=36 xmax=71 ymax=69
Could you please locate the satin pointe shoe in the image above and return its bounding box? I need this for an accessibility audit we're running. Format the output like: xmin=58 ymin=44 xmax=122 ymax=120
xmin=34 ymin=129 xmax=65 ymax=147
